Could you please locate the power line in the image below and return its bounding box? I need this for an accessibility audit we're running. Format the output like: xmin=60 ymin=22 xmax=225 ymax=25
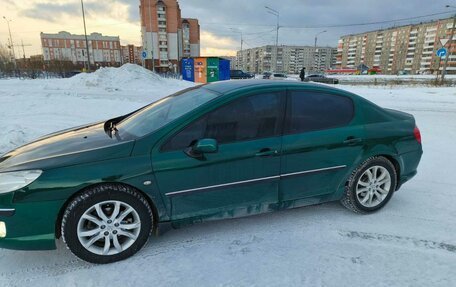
xmin=200 ymin=10 xmax=456 ymax=29
xmin=282 ymin=10 xmax=456 ymax=29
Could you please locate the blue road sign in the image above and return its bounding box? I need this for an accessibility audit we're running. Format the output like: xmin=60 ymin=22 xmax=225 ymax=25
xmin=141 ymin=51 xmax=148 ymax=59
xmin=436 ymin=48 xmax=448 ymax=58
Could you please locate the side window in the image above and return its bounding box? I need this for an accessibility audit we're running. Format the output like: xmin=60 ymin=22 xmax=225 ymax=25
xmin=285 ymin=91 xmax=354 ymax=134
xmin=162 ymin=92 xmax=284 ymax=151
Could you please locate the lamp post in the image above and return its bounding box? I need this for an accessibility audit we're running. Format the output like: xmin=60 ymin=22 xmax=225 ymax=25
xmin=441 ymin=5 xmax=456 ymax=83
xmin=230 ymin=28 xmax=243 ymax=69
xmin=265 ymin=6 xmax=280 ymax=72
xmin=80 ymin=0 xmax=91 ymax=72
xmin=3 ymin=16 xmax=16 ymax=69
xmin=314 ymin=30 xmax=327 ymax=73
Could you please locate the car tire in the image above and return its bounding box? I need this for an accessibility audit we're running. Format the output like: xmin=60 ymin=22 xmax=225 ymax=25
xmin=61 ymin=184 xmax=153 ymax=264
xmin=341 ymin=156 xmax=397 ymax=214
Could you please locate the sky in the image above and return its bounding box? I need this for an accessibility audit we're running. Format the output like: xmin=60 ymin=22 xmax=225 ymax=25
xmin=0 ymin=0 xmax=455 ymax=58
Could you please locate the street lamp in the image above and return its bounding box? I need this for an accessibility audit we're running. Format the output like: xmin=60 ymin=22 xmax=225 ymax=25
xmin=3 ymin=16 xmax=16 ymax=68
xmin=80 ymin=0 xmax=91 ymax=72
xmin=314 ymin=30 xmax=327 ymax=73
xmin=265 ymin=6 xmax=280 ymax=72
xmin=230 ymin=28 xmax=243 ymax=69
xmin=441 ymin=5 xmax=456 ymax=82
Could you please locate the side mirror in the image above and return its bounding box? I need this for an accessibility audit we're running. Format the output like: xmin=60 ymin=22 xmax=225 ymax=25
xmin=184 ymin=138 xmax=218 ymax=159
xmin=194 ymin=138 xmax=218 ymax=154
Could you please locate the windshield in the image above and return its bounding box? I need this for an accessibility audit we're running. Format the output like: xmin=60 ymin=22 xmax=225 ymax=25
xmin=116 ymin=86 xmax=219 ymax=138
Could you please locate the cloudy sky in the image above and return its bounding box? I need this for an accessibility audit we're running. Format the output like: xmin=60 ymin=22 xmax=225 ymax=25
xmin=0 ymin=0 xmax=454 ymax=57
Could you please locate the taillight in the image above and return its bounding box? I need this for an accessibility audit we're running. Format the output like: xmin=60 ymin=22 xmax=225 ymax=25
xmin=414 ymin=126 xmax=421 ymax=144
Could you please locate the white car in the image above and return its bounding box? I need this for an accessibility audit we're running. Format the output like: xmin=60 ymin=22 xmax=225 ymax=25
xmin=269 ymin=73 xmax=287 ymax=80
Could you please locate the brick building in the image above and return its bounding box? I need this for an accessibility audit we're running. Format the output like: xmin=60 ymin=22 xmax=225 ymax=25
xmin=121 ymin=45 xmax=143 ymax=65
xmin=336 ymin=17 xmax=456 ymax=74
xmin=40 ymin=31 xmax=122 ymax=67
xmin=140 ymin=0 xmax=200 ymax=72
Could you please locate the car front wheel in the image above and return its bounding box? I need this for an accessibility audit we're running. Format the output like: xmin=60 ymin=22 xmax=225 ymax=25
xmin=341 ymin=156 xmax=397 ymax=213
xmin=61 ymin=184 xmax=153 ymax=264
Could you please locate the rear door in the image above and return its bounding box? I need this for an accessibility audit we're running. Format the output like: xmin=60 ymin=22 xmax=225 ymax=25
xmin=280 ymin=89 xmax=365 ymax=202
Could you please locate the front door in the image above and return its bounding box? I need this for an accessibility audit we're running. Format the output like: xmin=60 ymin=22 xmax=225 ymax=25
xmin=280 ymin=89 xmax=365 ymax=203
xmin=152 ymin=91 xmax=286 ymax=220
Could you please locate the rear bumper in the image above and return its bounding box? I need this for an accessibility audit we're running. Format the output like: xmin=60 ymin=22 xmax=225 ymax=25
xmin=396 ymin=148 xmax=423 ymax=190
xmin=0 ymin=200 xmax=63 ymax=251
xmin=396 ymin=170 xmax=417 ymax=190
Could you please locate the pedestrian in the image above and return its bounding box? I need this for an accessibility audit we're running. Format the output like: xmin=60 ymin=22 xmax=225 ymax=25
xmin=299 ymin=67 xmax=306 ymax=81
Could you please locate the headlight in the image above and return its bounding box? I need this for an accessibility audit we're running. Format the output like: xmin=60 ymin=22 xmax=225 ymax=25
xmin=0 ymin=170 xmax=42 ymax=194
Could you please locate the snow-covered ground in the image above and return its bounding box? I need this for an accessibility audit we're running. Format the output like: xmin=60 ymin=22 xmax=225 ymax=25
xmin=1 ymin=65 xmax=455 ymax=287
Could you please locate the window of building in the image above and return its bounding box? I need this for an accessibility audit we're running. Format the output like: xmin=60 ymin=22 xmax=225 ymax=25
xmin=162 ymin=92 xmax=285 ymax=151
xmin=285 ymin=91 xmax=354 ymax=134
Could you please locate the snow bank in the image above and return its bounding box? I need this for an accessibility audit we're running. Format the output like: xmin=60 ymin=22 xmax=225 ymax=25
xmin=67 ymin=64 xmax=167 ymax=91
xmin=56 ymin=63 xmax=192 ymax=92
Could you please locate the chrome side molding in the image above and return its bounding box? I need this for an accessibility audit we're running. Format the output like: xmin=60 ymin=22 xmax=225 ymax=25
xmin=165 ymin=165 xmax=347 ymax=197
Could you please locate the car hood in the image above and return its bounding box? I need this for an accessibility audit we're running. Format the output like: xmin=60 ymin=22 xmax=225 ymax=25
xmin=0 ymin=122 xmax=135 ymax=172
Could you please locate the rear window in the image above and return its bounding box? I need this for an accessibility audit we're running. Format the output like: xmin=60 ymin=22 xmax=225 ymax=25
xmin=285 ymin=91 xmax=354 ymax=134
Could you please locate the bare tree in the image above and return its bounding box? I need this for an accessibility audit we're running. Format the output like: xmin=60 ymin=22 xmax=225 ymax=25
xmin=0 ymin=44 xmax=11 ymax=63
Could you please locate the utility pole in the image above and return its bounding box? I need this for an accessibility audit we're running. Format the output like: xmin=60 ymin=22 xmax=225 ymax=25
xmin=3 ymin=16 xmax=16 ymax=69
xmin=441 ymin=6 xmax=456 ymax=83
xmin=265 ymin=6 xmax=280 ymax=72
xmin=314 ymin=30 xmax=327 ymax=73
xmin=230 ymin=28 xmax=243 ymax=69
xmin=81 ymin=0 xmax=91 ymax=72
xmin=21 ymin=40 xmax=26 ymax=60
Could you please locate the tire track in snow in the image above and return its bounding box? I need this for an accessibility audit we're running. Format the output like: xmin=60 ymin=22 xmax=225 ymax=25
xmin=339 ymin=231 xmax=456 ymax=254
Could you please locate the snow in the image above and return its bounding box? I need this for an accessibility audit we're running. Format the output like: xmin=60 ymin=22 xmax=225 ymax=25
xmin=330 ymin=74 xmax=456 ymax=81
xmin=0 ymin=64 xmax=193 ymax=155
xmin=1 ymin=66 xmax=455 ymax=286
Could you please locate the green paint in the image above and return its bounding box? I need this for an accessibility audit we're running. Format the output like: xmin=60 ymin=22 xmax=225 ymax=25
xmin=0 ymin=81 xmax=422 ymax=250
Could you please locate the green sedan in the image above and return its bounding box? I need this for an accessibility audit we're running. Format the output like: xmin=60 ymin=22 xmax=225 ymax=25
xmin=0 ymin=80 xmax=422 ymax=263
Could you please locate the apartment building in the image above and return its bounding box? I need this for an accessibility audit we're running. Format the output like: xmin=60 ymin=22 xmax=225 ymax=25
xmin=336 ymin=17 xmax=456 ymax=74
xmin=140 ymin=0 xmax=200 ymax=72
xmin=121 ymin=45 xmax=143 ymax=65
xmin=40 ymin=31 xmax=122 ymax=66
xmin=236 ymin=45 xmax=336 ymax=74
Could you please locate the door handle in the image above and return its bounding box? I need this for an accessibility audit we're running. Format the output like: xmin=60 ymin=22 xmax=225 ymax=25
xmin=255 ymin=148 xmax=279 ymax=157
xmin=343 ymin=137 xmax=363 ymax=145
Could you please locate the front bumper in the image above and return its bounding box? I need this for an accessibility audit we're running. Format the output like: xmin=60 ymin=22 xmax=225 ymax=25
xmin=0 ymin=199 xmax=64 ymax=250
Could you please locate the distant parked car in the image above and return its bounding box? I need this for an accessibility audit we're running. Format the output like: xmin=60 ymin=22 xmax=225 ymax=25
xmin=270 ymin=73 xmax=288 ymax=80
xmin=230 ymin=70 xmax=254 ymax=79
xmin=305 ymin=74 xmax=339 ymax=84
xmin=262 ymin=72 xmax=272 ymax=79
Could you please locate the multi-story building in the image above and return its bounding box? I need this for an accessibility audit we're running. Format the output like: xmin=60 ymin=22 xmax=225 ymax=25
xmin=121 ymin=45 xmax=143 ymax=65
xmin=236 ymin=45 xmax=336 ymax=74
xmin=140 ymin=0 xmax=200 ymax=72
xmin=336 ymin=17 xmax=456 ymax=74
xmin=40 ymin=31 xmax=122 ymax=67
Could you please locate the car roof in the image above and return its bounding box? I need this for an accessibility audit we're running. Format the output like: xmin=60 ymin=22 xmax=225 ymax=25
xmin=202 ymin=79 xmax=338 ymax=94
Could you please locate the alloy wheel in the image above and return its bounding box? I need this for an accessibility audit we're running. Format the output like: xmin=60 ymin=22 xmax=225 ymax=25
xmin=77 ymin=200 xmax=141 ymax=256
xmin=356 ymin=165 xmax=392 ymax=208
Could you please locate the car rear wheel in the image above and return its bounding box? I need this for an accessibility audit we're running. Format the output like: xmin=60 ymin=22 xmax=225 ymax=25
xmin=62 ymin=184 xmax=153 ymax=264
xmin=341 ymin=156 xmax=397 ymax=213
